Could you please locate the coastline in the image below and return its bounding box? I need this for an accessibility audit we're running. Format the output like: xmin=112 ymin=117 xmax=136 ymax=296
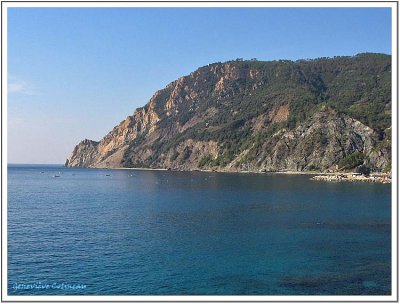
xmin=76 ymin=166 xmax=391 ymax=183
xmin=113 ymin=167 xmax=169 ymax=171
xmin=311 ymin=173 xmax=391 ymax=184
xmin=99 ymin=167 xmax=321 ymax=175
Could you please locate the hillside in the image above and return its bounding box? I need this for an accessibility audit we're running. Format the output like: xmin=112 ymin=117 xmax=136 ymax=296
xmin=65 ymin=53 xmax=391 ymax=173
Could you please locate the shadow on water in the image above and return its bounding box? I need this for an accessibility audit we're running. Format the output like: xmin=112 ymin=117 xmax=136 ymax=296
xmin=280 ymin=262 xmax=391 ymax=295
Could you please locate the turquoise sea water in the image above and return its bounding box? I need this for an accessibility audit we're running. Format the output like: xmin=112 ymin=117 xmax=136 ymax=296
xmin=8 ymin=164 xmax=391 ymax=295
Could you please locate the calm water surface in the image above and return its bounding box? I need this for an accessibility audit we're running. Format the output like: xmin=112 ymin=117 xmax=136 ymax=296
xmin=8 ymin=164 xmax=391 ymax=295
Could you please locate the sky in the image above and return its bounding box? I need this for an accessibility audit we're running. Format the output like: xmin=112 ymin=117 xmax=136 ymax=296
xmin=7 ymin=6 xmax=392 ymax=164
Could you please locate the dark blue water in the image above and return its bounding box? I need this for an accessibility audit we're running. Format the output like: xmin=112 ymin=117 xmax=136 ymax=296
xmin=8 ymin=164 xmax=391 ymax=295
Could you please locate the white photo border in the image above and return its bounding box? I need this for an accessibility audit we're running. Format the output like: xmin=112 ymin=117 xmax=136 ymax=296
xmin=1 ymin=1 xmax=398 ymax=302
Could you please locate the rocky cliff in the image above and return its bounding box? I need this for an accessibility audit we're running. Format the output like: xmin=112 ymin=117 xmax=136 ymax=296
xmin=66 ymin=53 xmax=391 ymax=172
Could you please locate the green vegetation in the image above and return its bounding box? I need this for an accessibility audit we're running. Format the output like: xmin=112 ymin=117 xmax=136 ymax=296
xmin=198 ymin=154 xmax=213 ymax=168
xmin=307 ymin=164 xmax=320 ymax=171
xmin=119 ymin=53 xmax=391 ymax=171
xmin=355 ymin=164 xmax=371 ymax=176
xmin=170 ymin=150 xmax=179 ymax=161
xmin=384 ymin=161 xmax=391 ymax=173
xmin=338 ymin=151 xmax=365 ymax=169
xmin=198 ymin=149 xmax=236 ymax=168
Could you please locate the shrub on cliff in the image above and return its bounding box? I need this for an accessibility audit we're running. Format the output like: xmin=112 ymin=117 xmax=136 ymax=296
xmin=338 ymin=151 xmax=365 ymax=169
xmin=355 ymin=164 xmax=371 ymax=176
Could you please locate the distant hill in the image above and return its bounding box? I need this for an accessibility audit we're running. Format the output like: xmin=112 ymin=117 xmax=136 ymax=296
xmin=66 ymin=53 xmax=391 ymax=173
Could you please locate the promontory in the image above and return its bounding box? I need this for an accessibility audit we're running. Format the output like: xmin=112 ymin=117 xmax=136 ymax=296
xmin=65 ymin=53 xmax=391 ymax=173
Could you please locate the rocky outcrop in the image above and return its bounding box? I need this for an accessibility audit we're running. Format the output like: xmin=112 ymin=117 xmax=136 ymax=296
xmin=66 ymin=98 xmax=161 ymax=168
xmin=234 ymin=108 xmax=388 ymax=172
xmin=66 ymin=54 xmax=391 ymax=172
xmin=65 ymin=139 xmax=99 ymax=167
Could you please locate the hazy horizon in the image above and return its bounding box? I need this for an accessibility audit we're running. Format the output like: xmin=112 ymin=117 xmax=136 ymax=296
xmin=7 ymin=7 xmax=392 ymax=164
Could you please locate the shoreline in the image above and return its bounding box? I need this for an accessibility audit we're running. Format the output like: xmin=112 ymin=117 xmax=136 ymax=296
xmin=113 ymin=167 xmax=169 ymax=171
xmin=311 ymin=173 xmax=391 ymax=184
xmin=72 ymin=166 xmax=391 ymax=182
xmin=85 ymin=167 xmax=323 ymax=175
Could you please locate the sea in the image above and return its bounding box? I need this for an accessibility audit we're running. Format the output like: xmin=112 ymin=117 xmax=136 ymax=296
xmin=7 ymin=164 xmax=391 ymax=295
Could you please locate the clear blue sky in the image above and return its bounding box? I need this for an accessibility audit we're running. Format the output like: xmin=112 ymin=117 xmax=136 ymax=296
xmin=7 ymin=7 xmax=392 ymax=164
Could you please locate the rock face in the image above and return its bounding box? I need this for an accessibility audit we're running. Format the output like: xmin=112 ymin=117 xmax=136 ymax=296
xmin=66 ymin=53 xmax=391 ymax=172
xmin=65 ymin=139 xmax=99 ymax=167
xmin=242 ymin=108 xmax=389 ymax=172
